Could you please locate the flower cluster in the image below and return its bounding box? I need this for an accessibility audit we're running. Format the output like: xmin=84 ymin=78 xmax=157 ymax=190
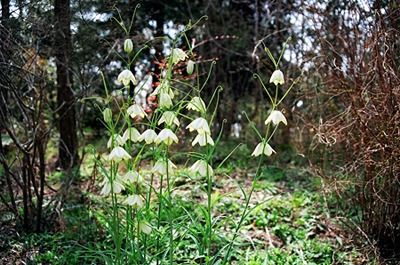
xmin=251 ymin=69 xmax=288 ymax=157
xmin=98 ymin=47 xmax=198 ymax=243
xmin=186 ymin=98 xmax=214 ymax=147
xmin=100 ymin=169 xmax=143 ymax=196
xmin=98 ymin=44 xmax=158 ymax=236
xmin=95 ymin=20 xmax=295 ymax=263
xmin=185 ymin=96 xmax=215 ymax=177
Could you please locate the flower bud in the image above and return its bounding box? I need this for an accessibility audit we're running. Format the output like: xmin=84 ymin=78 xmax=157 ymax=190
xmin=187 ymin=60 xmax=195 ymax=74
xmin=124 ymin=39 xmax=133 ymax=54
xmin=103 ymin=108 xmax=112 ymax=123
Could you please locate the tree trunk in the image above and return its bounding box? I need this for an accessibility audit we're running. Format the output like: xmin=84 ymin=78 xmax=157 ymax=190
xmin=0 ymin=0 xmax=18 ymax=218
xmin=1 ymin=0 xmax=10 ymax=19
xmin=152 ymin=2 xmax=165 ymax=90
xmin=54 ymin=0 xmax=79 ymax=170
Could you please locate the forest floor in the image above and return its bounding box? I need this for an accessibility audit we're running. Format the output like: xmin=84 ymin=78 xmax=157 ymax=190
xmin=0 ymin=138 xmax=381 ymax=264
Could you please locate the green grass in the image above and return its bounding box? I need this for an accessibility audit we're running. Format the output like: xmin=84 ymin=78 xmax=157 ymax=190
xmin=0 ymin=163 xmax=374 ymax=264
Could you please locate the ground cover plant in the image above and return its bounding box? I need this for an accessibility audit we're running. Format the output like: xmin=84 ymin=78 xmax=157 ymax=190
xmin=1 ymin=164 xmax=373 ymax=264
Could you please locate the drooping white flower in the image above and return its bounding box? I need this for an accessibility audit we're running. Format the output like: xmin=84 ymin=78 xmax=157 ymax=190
xmin=123 ymin=194 xmax=144 ymax=208
xmin=138 ymin=129 xmax=158 ymax=144
xmin=103 ymin=108 xmax=112 ymax=123
xmin=118 ymin=69 xmax=137 ymax=86
xmin=107 ymin=134 xmax=125 ymax=149
xmin=100 ymin=177 xmax=125 ymax=196
xmin=109 ymin=146 xmax=132 ymax=161
xmin=265 ymin=110 xmax=287 ymax=126
xmin=159 ymin=92 xmax=173 ymax=108
xmin=122 ymin=170 xmax=144 ymax=184
xmin=269 ymin=69 xmax=284 ymax=86
xmin=171 ymin=48 xmax=187 ymax=65
xmin=122 ymin=127 xmax=141 ymax=143
xmin=189 ymin=160 xmax=214 ymax=177
xmin=138 ymin=221 xmax=152 ymax=234
xmin=127 ymin=104 xmax=147 ymax=119
xmin=186 ymin=117 xmax=211 ymax=134
xmin=124 ymin=39 xmax=133 ymax=54
xmin=151 ymin=85 xmax=161 ymax=95
xmin=251 ymin=142 xmax=276 ymax=157
xmin=151 ymin=159 xmax=177 ymax=176
xmin=151 ymin=82 xmax=174 ymax=99
xmin=187 ymin=97 xmax=206 ymax=113
xmin=166 ymin=86 xmax=175 ymax=99
xmin=158 ymin=111 xmax=180 ymax=127
xmin=155 ymin=128 xmax=179 ymax=146
xmin=191 ymin=132 xmax=214 ymax=147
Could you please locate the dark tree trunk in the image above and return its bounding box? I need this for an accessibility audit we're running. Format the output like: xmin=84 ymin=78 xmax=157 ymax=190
xmin=1 ymin=0 xmax=10 ymax=19
xmin=54 ymin=0 xmax=79 ymax=170
xmin=0 ymin=0 xmax=18 ymax=218
xmin=152 ymin=2 xmax=164 ymax=90
xmin=1 ymin=0 xmax=10 ymax=141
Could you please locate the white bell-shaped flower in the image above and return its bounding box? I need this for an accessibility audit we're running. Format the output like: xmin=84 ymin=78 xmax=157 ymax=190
xmin=127 ymin=104 xmax=147 ymax=119
xmin=159 ymin=92 xmax=173 ymax=108
xmin=171 ymin=48 xmax=187 ymax=65
xmin=251 ymin=142 xmax=276 ymax=157
xmin=107 ymin=134 xmax=124 ymax=149
xmin=100 ymin=176 xmax=125 ymax=196
xmin=138 ymin=129 xmax=157 ymax=144
xmin=158 ymin=111 xmax=180 ymax=127
xmin=269 ymin=69 xmax=284 ymax=86
xmin=265 ymin=110 xmax=287 ymax=126
xmin=155 ymin=128 xmax=179 ymax=146
xmin=151 ymin=159 xmax=177 ymax=176
xmin=186 ymin=117 xmax=211 ymax=134
xmin=122 ymin=127 xmax=141 ymax=143
xmin=138 ymin=221 xmax=151 ymax=234
xmin=123 ymin=194 xmax=144 ymax=208
xmin=108 ymin=146 xmax=132 ymax=161
xmin=118 ymin=69 xmax=137 ymax=86
xmin=189 ymin=160 xmax=214 ymax=177
xmin=187 ymin=97 xmax=206 ymax=113
xmin=122 ymin=170 xmax=144 ymax=184
xmin=192 ymin=132 xmax=214 ymax=147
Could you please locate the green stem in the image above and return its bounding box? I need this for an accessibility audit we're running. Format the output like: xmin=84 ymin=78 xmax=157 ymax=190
xmin=276 ymin=75 xmax=301 ymax=106
xmin=223 ymin=119 xmax=273 ymax=264
xmin=165 ymin=148 xmax=174 ymax=265
xmin=156 ymin=172 xmax=163 ymax=265
xmin=136 ymin=215 xmax=141 ymax=261
xmin=222 ymin=155 xmax=264 ymax=264
xmin=111 ymin=185 xmax=121 ymax=264
xmin=254 ymin=73 xmax=274 ymax=105
xmin=276 ymin=37 xmax=291 ymax=66
xmin=206 ymin=165 xmax=212 ymax=263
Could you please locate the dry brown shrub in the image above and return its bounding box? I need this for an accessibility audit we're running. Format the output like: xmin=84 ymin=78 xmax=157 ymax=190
xmin=299 ymin=2 xmax=400 ymax=260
